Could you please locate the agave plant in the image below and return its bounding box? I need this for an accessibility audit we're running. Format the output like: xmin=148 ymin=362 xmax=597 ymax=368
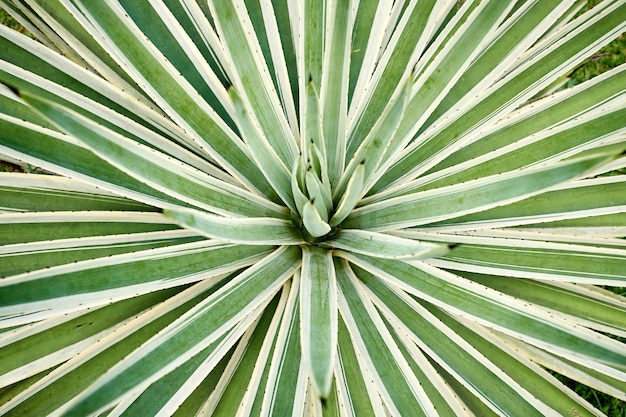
xmin=1 ymin=0 xmax=625 ymax=415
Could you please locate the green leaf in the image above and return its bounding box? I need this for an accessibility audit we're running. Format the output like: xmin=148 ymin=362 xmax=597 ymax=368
xmin=300 ymin=246 xmax=337 ymax=397
xmin=347 ymin=0 xmax=438 ymax=156
xmin=341 ymin=253 xmax=626 ymax=380
xmin=427 ymin=175 xmax=626 ymax=231
xmin=433 ymin=238 xmax=626 ymax=286
xmin=228 ymin=87 xmax=295 ymax=211
xmin=0 ymin=108 xmax=187 ymax=209
xmin=302 ymin=200 xmax=331 ymax=238
xmin=0 ymin=240 xmax=273 ymax=324
xmin=356 ymin=265 xmax=586 ymax=416
xmin=511 ymin=339 xmax=626 ymax=401
xmin=385 ymin=102 xmax=626 ymax=199
xmin=0 ymin=229 xmax=203 ymax=278
xmin=0 ymin=173 xmax=154 ymax=213
xmin=69 ymin=0 xmax=277 ymax=198
xmin=323 ymin=229 xmax=450 ymax=260
xmin=19 ymin=91 xmax=287 ymax=219
xmin=335 ymin=76 xmax=410 ymax=201
xmin=0 ymin=289 xmax=177 ymax=387
xmin=260 ymin=276 xmax=307 ymax=416
xmin=336 ymin=260 xmax=437 ymax=416
xmin=421 ymin=65 xmax=626 ymax=183
xmin=208 ymin=290 xmax=286 ymax=416
xmin=416 ymin=1 xmax=581 ymax=137
xmin=424 ymin=299 xmax=605 ymax=417
xmin=0 ymin=279 xmax=225 ymax=417
xmin=208 ymin=0 xmax=298 ymax=166
xmin=453 ymin=270 xmax=626 ymax=337
xmin=61 ymin=246 xmax=300 ymax=417
xmin=345 ymin=152 xmax=619 ymax=231
xmin=0 ymin=211 xmax=179 ymax=246
xmin=377 ymin=1 xmax=626 ymax=190
xmin=320 ymin=0 xmax=351 ymax=185
xmin=330 ymin=160 xmax=364 ymax=227
xmin=163 ymin=207 xmax=303 ymax=245
xmin=335 ymin=313 xmax=382 ymax=416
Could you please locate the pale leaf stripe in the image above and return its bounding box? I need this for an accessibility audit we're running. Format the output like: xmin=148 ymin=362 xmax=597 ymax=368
xmin=323 ymin=229 xmax=450 ymax=260
xmin=300 ymin=246 xmax=337 ymax=397
xmin=19 ymin=91 xmax=286 ymax=218
xmin=60 ymin=246 xmax=300 ymax=417
xmin=0 ymin=23 xmax=196 ymax=152
xmin=359 ymin=270 xmax=577 ymax=416
xmin=70 ymin=0 xmax=275 ymax=197
xmin=260 ymin=273 xmax=306 ymax=417
xmin=0 ymin=276 xmax=223 ymax=416
xmin=256 ymin=0 xmax=300 ymax=137
xmin=340 ymin=252 xmax=626 ymax=381
xmin=147 ymin=0 xmax=235 ymax=120
xmin=499 ymin=334 xmax=626 ymax=401
xmin=0 ymin=115 xmax=194 ymax=210
xmin=0 ymin=59 xmax=225 ymax=177
xmin=164 ymin=207 xmax=303 ymax=245
xmin=207 ymin=282 xmax=290 ymax=417
xmin=377 ymin=1 xmax=626 ymax=189
xmin=0 ymin=3 xmax=155 ymax=109
xmin=123 ymin=300 xmax=272 ymax=417
xmin=417 ymin=175 xmax=626 ymax=232
xmin=374 ymin=0 xmax=514 ymax=180
xmin=208 ymin=0 xmax=298 ymax=166
xmin=336 ymin=260 xmax=438 ymax=416
xmin=346 ymin=153 xmax=615 ymax=231
xmin=0 ymin=240 xmax=273 ymax=326
xmin=334 ymin=315 xmax=384 ymax=417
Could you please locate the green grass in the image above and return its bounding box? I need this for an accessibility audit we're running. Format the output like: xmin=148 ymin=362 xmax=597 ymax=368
xmin=0 ymin=8 xmax=30 ymax=36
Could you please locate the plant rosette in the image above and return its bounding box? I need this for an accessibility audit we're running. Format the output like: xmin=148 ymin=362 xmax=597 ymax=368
xmin=0 ymin=1 xmax=625 ymax=416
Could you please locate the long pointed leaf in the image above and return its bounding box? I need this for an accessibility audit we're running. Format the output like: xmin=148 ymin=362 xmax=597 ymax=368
xmin=300 ymin=246 xmax=337 ymax=397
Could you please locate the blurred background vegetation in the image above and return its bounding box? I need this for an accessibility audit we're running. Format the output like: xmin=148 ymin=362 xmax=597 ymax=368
xmin=0 ymin=2 xmax=624 ymax=415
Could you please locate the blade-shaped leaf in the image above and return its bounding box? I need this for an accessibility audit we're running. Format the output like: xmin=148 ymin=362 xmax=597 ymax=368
xmin=341 ymin=252 xmax=626 ymax=380
xmin=60 ymin=245 xmax=300 ymax=417
xmin=260 ymin=274 xmax=309 ymax=416
xmin=0 ymin=173 xmax=155 ymax=212
xmin=68 ymin=0 xmax=278 ymax=198
xmin=377 ymin=1 xmax=626 ymax=189
xmin=334 ymin=313 xmax=384 ymax=416
xmin=207 ymin=0 xmax=298 ymax=166
xmin=164 ymin=207 xmax=303 ymax=245
xmin=0 ymin=278 xmax=226 ymax=417
xmin=19 ymin=90 xmax=287 ymax=219
xmin=300 ymin=246 xmax=337 ymax=397
xmin=345 ymin=152 xmax=619 ymax=231
xmin=208 ymin=287 xmax=288 ymax=416
xmin=0 ymin=239 xmax=273 ymax=325
xmin=323 ymin=229 xmax=450 ymax=260
xmin=336 ymin=259 xmax=438 ymax=416
xmin=355 ymin=265 xmax=584 ymax=416
xmin=228 ymin=87 xmax=295 ymax=211
xmin=424 ymin=175 xmax=626 ymax=231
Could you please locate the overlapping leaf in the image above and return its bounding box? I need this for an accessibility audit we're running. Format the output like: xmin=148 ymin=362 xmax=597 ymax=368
xmin=0 ymin=1 xmax=624 ymax=416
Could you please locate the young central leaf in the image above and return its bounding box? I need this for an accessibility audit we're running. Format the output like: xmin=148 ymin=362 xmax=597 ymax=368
xmin=291 ymin=80 xmax=336 ymax=241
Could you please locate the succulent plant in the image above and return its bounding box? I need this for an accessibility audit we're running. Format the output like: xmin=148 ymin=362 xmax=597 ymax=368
xmin=0 ymin=1 xmax=625 ymax=416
